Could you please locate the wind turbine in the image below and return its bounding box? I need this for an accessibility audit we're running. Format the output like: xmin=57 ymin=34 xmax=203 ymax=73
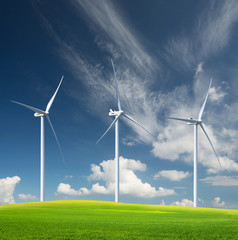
xmin=12 ymin=76 xmax=64 ymax=202
xmin=167 ymin=78 xmax=221 ymax=207
xmin=97 ymin=59 xmax=151 ymax=203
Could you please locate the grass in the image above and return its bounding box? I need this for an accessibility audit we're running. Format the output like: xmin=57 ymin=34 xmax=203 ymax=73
xmin=0 ymin=200 xmax=238 ymax=239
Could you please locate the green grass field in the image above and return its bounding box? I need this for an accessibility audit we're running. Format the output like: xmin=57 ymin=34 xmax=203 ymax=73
xmin=0 ymin=200 xmax=237 ymax=240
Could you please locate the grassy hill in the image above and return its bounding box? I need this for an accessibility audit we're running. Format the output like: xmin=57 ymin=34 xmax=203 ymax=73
xmin=0 ymin=200 xmax=237 ymax=239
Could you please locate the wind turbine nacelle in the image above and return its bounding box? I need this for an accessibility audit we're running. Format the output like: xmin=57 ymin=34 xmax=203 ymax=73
xmin=109 ymin=109 xmax=117 ymax=116
xmin=187 ymin=117 xmax=195 ymax=125
xmin=34 ymin=113 xmax=45 ymax=117
xmin=109 ymin=109 xmax=123 ymax=116
xmin=187 ymin=118 xmax=200 ymax=125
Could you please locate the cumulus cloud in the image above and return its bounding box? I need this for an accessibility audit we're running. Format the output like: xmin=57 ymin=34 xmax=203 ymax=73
xmin=0 ymin=176 xmax=21 ymax=204
xmin=207 ymin=156 xmax=238 ymax=174
xmin=171 ymin=198 xmax=194 ymax=207
xmin=152 ymin=122 xmax=194 ymax=162
xmin=212 ymin=197 xmax=225 ymax=208
xmin=201 ymin=175 xmax=238 ymax=186
xmin=18 ymin=194 xmax=37 ymax=201
xmin=154 ymin=170 xmax=190 ymax=181
xmin=56 ymin=157 xmax=175 ymax=198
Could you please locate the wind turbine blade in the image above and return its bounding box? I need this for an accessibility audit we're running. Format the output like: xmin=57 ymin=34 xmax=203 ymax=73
xmin=122 ymin=113 xmax=153 ymax=136
xmin=200 ymin=123 xmax=221 ymax=167
xmin=11 ymin=101 xmax=46 ymax=115
xmin=46 ymin=116 xmax=65 ymax=164
xmin=198 ymin=78 xmax=212 ymax=120
xmin=97 ymin=113 xmax=122 ymax=144
xmin=111 ymin=59 xmax=121 ymax=111
xmin=46 ymin=75 xmax=64 ymax=113
xmin=166 ymin=117 xmax=198 ymax=124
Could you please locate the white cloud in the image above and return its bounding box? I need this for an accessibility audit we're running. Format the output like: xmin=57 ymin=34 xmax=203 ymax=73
xmin=0 ymin=176 xmax=21 ymax=204
xmin=195 ymin=62 xmax=203 ymax=78
xmin=57 ymin=183 xmax=91 ymax=196
xmin=209 ymin=87 xmax=227 ymax=103
xmin=56 ymin=157 xmax=175 ymax=198
xmin=171 ymin=198 xmax=194 ymax=207
xmin=171 ymin=198 xmax=204 ymax=207
xmin=212 ymin=197 xmax=225 ymax=208
xmin=152 ymin=123 xmax=194 ymax=162
xmin=201 ymin=175 xmax=238 ymax=186
xmin=18 ymin=194 xmax=37 ymax=201
xmin=160 ymin=200 xmax=166 ymax=205
xmin=121 ymin=137 xmax=137 ymax=147
xmin=207 ymin=156 xmax=238 ymax=174
xmin=154 ymin=170 xmax=190 ymax=181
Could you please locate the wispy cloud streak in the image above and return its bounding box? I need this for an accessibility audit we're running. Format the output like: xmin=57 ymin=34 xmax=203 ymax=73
xmin=72 ymin=0 xmax=158 ymax=75
xmin=164 ymin=1 xmax=238 ymax=69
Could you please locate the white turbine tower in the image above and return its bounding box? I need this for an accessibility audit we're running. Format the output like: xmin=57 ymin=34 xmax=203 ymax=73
xmin=167 ymin=78 xmax=221 ymax=207
xmin=12 ymin=76 xmax=64 ymax=202
xmin=97 ymin=59 xmax=151 ymax=203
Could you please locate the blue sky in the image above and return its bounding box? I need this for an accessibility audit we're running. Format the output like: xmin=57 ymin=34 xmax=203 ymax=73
xmin=1 ymin=0 xmax=238 ymax=208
